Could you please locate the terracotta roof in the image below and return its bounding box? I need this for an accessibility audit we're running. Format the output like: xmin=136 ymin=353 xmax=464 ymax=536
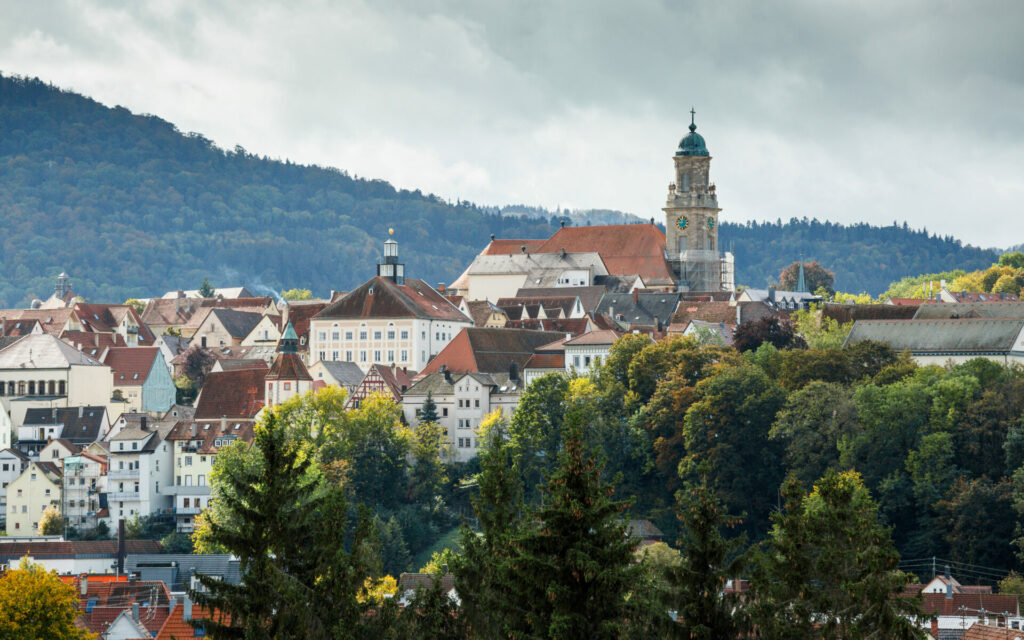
xmin=155 ymin=605 xmax=229 ymax=640
xmin=421 ymin=328 xmax=566 ymax=375
xmin=74 ymin=303 xmax=156 ymax=344
xmin=0 ymin=317 xmax=40 ymax=336
xmin=216 ymin=359 xmax=270 ymax=372
xmin=61 ymin=330 xmax=128 ymax=356
xmin=497 ymin=296 xmax=579 ymax=317
xmin=281 ymin=301 xmax=327 ymax=343
xmin=465 ymin=300 xmax=505 ymax=326
xmin=516 ymin=286 xmax=607 ymax=313
xmin=370 ymin=363 xmax=415 ymax=397
xmin=505 ymin=317 xmax=592 ymax=335
xmin=103 ymin=347 xmax=160 ymax=386
xmin=961 ymin=622 xmax=1024 ymax=640
xmin=564 ymin=329 xmax=622 ymax=346
xmin=0 ymin=539 xmax=160 ymax=559
xmin=166 ymin=420 xmax=256 ymax=453
xmin=194 ymin=368 xmax=267 ymax=419
xmin=74 ymin=578 xmax=173 ymax=637
xmin=141 ymin=297 xmax=200 ymax=327
xmin=671 ymin=301 xmax=737 ymax=326
xmin=265 ymin=352 xmax=312 ymax=381
xmin=316 ymin=277 xmax=471 ymax=322
xmin=524 ymin=353 xmax=565 ymax=370
xmin=919 ymin=592 xmax=1019 ymax=617
xmin=534 ymin=224 xmax=674 ymax=285
xmin=0 ymin=308 xmax=77 ymax=336
xmin=481 ymin=239 xmax=547 ymax=256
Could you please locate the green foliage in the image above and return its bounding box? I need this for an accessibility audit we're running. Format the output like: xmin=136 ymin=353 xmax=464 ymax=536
xmin=1000 ymin=251 xmax=1024 ymax=269
xmin=881 ymin=270 xmax=967 ymax=300
xmin=419 ymin=547 xmax=459 ymax=575
xmin=281 ymin=288 xmax=313 ymax=300
xmin=418 ymin=391 xmax=440 ymax=424
xmin=198 ymin=277 xmax=216 ymax=298
xmin=778 ymin=260 xmax=835 ymax=295
xmin=750 ymin=471 xmax=926 ymax=640
xmin=792 ymin=307 xmax=851 ymax=350
xmin=0 ymin=558 xmax=96 ymax=640
xmin=160 ymin=532 xmax=194 ymax=554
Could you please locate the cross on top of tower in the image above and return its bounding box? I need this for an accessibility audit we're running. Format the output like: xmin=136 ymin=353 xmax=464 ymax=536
xmin=690 ymin=107 xmax=696 ymax=132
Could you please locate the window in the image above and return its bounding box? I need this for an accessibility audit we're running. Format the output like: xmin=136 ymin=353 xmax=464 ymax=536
xmin=359 ymin=331 xmax=367 ymax=340
xmin=132 ymin=442 xmax=138 ymax=450
xmin=332 ymin=331 xmax=340 ymax=340
xmin=360 ymin=351 xmax=367 ymax=362
xmin=387 ymin=350 xmax=394 ymax=362
xmin=346 ymin=351 xmax=353 ymax=361
xmin=401 ymin=330 xmax=409 ymax=340
xmin=318 ymin=332 xmax=327 ymax=341
xmin=185 ymin=475 xmax=193 ymax=486
xmin=332 ymin=351 xmax=339 ymax=361
xmin=475 ymin=399 xmax=480 ymax=408
xmin=387 ymin=330 xmax=395 ymax=340
xmin=184 ymin=498 xmax=190 ymax=508
xmin=185 ymin=456 xmax=193 ymax=466
xmin=318 ymin=351 xmax=326 ymax=361
xmin=374 ymin=331 xmax=382 ymax=340
xmin=573 ymin=355 xmax=581 ymax=367
xmin=45 ymin=488 xmax=51 ymax=496
xmin=284 ymin=383 xmax=291 ymax=391
xmin=442 ymin=408 xmax=448 ymax=417
xmin=374 ymin=350 xmax=381 ymax=361
xmin=177 ymin=475 xmax=181 ymax=486
xmin=400 ymin=350 xmax=408 ymax=361
xmin=201 ymin=456 xmax=207 ymax=463
xmin=199 ymin=474 xmax=206 ymax=486
xmin=345 ymin=331 xmax=353 ymax=340
xmin=435 ymin=332 xmax=440 ymax=340
xmin=30 ymin=473 xmax=36 ymax=481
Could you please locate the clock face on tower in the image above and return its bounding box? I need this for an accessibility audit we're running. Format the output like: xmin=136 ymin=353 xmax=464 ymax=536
xmin=676 ymin=216 xmax=689 ymax=230
xmin=707 ymin=218 xmax=715 ymax=230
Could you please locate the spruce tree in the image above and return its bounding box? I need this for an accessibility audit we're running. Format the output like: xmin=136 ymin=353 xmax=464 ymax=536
xmin=665 ymin=465 xmax=748 ymax=639
xmin=199 ymin=277 xmax=216 ymax=298
xmin=504 ymin=415 xmax=639 ymax=640
xmin=419 ymin=391 xmax=440 ymax=424
xmin=394 ymin=577 xmax=468 ymax=639
xmin=454 ymin=424 xmax=526 ymax=638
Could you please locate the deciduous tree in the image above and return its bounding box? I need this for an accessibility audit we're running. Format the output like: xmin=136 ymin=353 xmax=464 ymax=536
xmin=0 ymin=557 xmax=96 ymax=640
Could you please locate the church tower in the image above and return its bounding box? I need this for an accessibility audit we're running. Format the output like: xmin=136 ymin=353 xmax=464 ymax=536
xmin=663 ymin=110 xmax=726 ymax=292
xmin=265 ymin=321 xmax=313 ymax=407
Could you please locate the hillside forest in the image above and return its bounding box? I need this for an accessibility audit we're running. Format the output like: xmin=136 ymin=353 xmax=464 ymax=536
xmin=0 ymin=74 xmax=1001 ymax=306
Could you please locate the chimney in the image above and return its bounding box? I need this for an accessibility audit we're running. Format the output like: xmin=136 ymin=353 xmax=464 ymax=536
xmin=930 ymin=618 xmax=938 ymax=638
xmin=509 ymin=361 xmax=519 ymax=382
xmin=633 ymin=289 xmax=639 ymax=304
xmin=80 ymin=574 xmax=88 ymax=595
xmin=140 ymin=416 xmax=148 ymax=431
xmin=169 ymin=596 xmax=177 ymax=615
xmin=768 ymin=286 xmax=776 ymax=303
xmin=437 ymin=283 xmax=445 ymax=293
xmin=183 ymin=596 xmax=193 ymax=621
xmin=560 ymin=220 xmax=565 ymax=228
xmin=221 ymin=416 xmax=227 ymax=432
xmin=132 ymin=602 xmax=140 ymax=621
xmin=79 ymin=406 xmax=84 ymax=419
xmin=117 ymin=519 xmax=126 ymax=575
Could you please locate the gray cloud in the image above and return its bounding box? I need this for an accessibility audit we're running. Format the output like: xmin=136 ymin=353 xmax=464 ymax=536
xmin=0 ymin=0 xmax=1021 ymax=247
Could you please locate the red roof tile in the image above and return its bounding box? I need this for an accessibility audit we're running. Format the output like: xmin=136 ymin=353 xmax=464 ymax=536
xmin=155 ymin=605 xmax=230 ymax=639
xmin=316 ymin=277 xmax=471 ymax=322
xmin=505 ymin=317 xmax=591 ymax=335
xmin=534 ymin=224 xmax=673 ymax=285
xmin=948 ymin=291 xmax=1020 ymax=303
xmin=102 ymin=347 xmax=160 ymax=386
xmin=75 ymin=579 xmax=173 ymax=637
xmin=962 ymin=622 xmax=1024 ymax=639
xmin=281 ymin=301 xmax=327 ymax=344
xmin=888 ymin=297 xmax=936 ymax=306
xmin=194 ymin=369 xmax=267 ymax=419
xmin=481 ymin=239 xmax=546 ymax=255
xmin=524 ymin=353 xmax=565 ymax=369
xmin=421 ymin=328 xmax=566 ymax=375
xmin=919 ymin=593 xmax=1019 ymax=617
xmin=265 ymin=352 xmax=312 ymax=381
xmin=564 ymin=329 xmax=621 ymax=346
xmin=0 ymin=308 xmax=77 ymax=337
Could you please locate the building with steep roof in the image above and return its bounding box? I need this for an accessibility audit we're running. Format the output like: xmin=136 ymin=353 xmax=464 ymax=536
xmin=264 ymin=322 xmax=312 ymax=407
xmin=310 ymin=235 xmax=472 ymax=372
xmin=5 ymin=460 xmax=61 ymax=534
xmin=402 ymin=370 xmax=523 ymax=462
xmin=72 ymin=302 xmax=155 ymax=347
xmin=191 ymin=308 xmax=264 ymax=349
xmin=20 ymin=406 xmax=110 ymax=454
xmin=193 ymin=368 xmax=267 ymax=420
xmin=308 ymin=360 xmax=365 ymax=396
xmin=845 ymin=318 xmax=1024 ymax=366
xmin=346 ymin=364 xmax=416 ymax=410
xmin=102 ymin=347 xmax=176 ymax=415
xmin=0 ymin=447 xmax=29 ymax=530
xmin=456 ymin=250 xmax=610 ymax=302
xmin=419 ymin=327 xmax=565 ymax=376
xmin=60 ymin=451 xmax=108 ymax=533
xmin=563 ymin=330 xmax=622 ymax=374
xmin=0 ymin=334 xmax=114 ymax=428
xmin=105 ymin=415 xmax=175 ymax=523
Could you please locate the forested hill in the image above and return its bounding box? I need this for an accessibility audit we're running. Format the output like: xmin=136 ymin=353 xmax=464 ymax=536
xmin=0 ymin=74 xmax=1001 ymax=304
xmin=0 ymin=75 xmax=558 ymax=306
xmin=719 ymin=219 xmax=999 ymax=294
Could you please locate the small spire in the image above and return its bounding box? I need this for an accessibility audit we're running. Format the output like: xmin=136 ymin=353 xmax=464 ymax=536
xmin=797 ymin=256 xmax=807 ymax=293
xmin=689 ymin=107 xmax=697 ymax=132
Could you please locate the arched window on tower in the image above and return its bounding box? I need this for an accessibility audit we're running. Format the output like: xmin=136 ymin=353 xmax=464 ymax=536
xmin=680 ymin=173 xmax=691 ymax=192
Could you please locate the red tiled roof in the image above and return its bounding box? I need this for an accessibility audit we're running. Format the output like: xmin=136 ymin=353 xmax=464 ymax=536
xmin=282 ymin=302 xmax=327 ymax=343
xmin=166 ymin=420 xmax=256 ymax=453
xmin=316 ymin=277 xmax=471 ymax=322
xmin=0 ymin=540 xmax=161 ymax=558
xmin=948 ymin=291 xmax=1020 ymax=303
xmin=194 ymin=369 xmax=267 ymax=419
xmin=103 ymin=347 xmax=159 ymax=386
xmin=888 ymin=297 xmax=936 ymax=306
xmin=505 ymin=317 xmax=591 ymax=335
xmin=534 ymin=224 xmax=674 ymax=285
xmin=0 ymin=308 xmax=77 ymax=337
xmin=155 ymin=605 xmax=229 ymax=640
xmin=919 ymin=593 xmax=1019 ymax=617
xmin=524 ymin=353 xmax=565 ymax=370
xmin=61 ymin=331 xmax=128 ymax=356
xmin=421 ymin=327 xmax=566 ymax=375
xmin=75 ymin=579 xmax=173 ymax=637
xmin=265 ymin=352 xmax=312 ymax=381
xmin=74 ymin=303 xmax=156 ymax=344
xmin=962 ymin=622 xmax=1024 ymax=640
xmin=671 ymin=301 xmax=736 ymax=326
xmin=0 ymin=317 xmax=40 ymax=336
xmin=481 ymin=239 xmax=546 ymax=255
xmin=564 ymin=329 xmax=621 ymax=346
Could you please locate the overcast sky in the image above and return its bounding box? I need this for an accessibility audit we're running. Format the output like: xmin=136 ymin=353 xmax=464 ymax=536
xmin=1 ymin=0 xmax=1022 ymax=247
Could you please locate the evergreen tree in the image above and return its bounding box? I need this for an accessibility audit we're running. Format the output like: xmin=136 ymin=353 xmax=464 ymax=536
xmin=750 ymin=471 xmax=926 ymax=640
xmin=419 ymin=391 xmax=440 ymax=424
xmin=189 ymin=413 xmax=377 ymax=639
xmin=665 ymin=465 xmax=748 ymax=639
xmin=199 ymin=277 xmax=216 ymax=298
xmin=394 ymin=577 xmax=469 ymax=640
xmin=503 ymin=414 xmax=640 ymax=639
xmin=454 ymin=421 xmax=526 ymax=638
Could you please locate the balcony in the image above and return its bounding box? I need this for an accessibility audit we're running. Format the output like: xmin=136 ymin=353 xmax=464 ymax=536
xmin=164 ymin=485 xmax=211 ymax=496
xmin=107 ymin=491 xmax=140 ymax=501
xmin=175 ymin=506 xmax=202 ymax=515
xmin=108 ymin=468 xmax=140 ymax=480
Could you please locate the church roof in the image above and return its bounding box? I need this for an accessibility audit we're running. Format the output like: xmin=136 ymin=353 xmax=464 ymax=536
xmin=676 ymin=112 xmax=710 ymax=157
xmin=534 ymin=224 xmax=674 ymax=285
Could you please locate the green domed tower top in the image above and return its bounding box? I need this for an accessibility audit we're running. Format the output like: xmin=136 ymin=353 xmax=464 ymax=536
xmin=676 ymin=108 xmax=709 ymax=157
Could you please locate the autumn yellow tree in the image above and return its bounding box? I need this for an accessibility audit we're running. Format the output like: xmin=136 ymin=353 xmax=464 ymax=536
xmin=38 ymin=504 xmax=64 ymax=535
xmin=0 ymin=557 xmax=96 ymax=639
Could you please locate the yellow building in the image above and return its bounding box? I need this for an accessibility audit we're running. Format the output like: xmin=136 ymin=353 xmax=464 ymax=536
xmin=5 ymin=461 xmax=61 ymax=534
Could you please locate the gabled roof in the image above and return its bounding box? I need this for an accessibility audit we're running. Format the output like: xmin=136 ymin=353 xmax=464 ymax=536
xmin=670 ymin=301 xmax=736 ymax=327
xmin=918 ymin=592 xmax=1019 ymax=617
xmin=564 ymin=329 xmax=621 ymax=346
xmin=0 ymin=334 xmax=105 ymax=369
xmin=845 ymin=318 xmax=1024 ymax=354
xmin=0 ymin=447 xmax=30 ymax=461
xmin=194 ymin=368 xmax=267 ymax=419
xmin=60 ymin=330 xmax=128 ymax=357
xmin=516 ymin=286 xmax=606 ymax=313
xmin=73 ymin=577 xmax=173 ymax=637
xmin=0 ymin=317 xmax=41 ymax=336
xmin=404 ymin=371 xmax=521 ymax=398
xmin=0 ymin=539 xmax=161 ymax=562
xmin=281 ymin=301 xmax=328 ymax=341
xmin=265 ymin=352 xmax=312 ymax=381
xmin=524 ymin=353 xmax=565 ymax=370
xmin=0 ymin=308 xmax=77 ymax=337
xmin=165 ymin=420 xmax=256 ymax=453
xmin=103 ymin=347 xmax=160 ymax=386
xmin=315 ymin=276 xmax=471 ymax=322
xmin=397 ymin=572 xmax=456 ymax=595
xmin=421 ymin=328 xmax=566 ymax=375
xmin=597 ymin=292 xmax=682 ymax=328
xmin=73 ymin=303 xmax=156 ymax=344
xmin=497 ymin=296 xmax=580 ymax=318
xmin=887 ymin=297 xmax=936 ymax=306
xmin=465 ymin=300 xmax=506 ymax=326
xmin=205 ymin=308 xmax=264 ymax=339
xmin=822 ymin=303 xmax=920 ymax=324
xmin=505 ymin=317 xmax=592 ymax=336
xmin=944 ymin=289 xmax=1020 ymax=303
xmin=534 ymin=224 xmax=674 ymax=285
xmin=961 ymin=622 xmax=1024 ymax=640
xmin=154 ymin=604 xmax=229 ymax=639
xmin=125 ymin=553 xmax=241 ymax=592
xmin=481 ymin=239 xmax=547 ymax=255
xmin=914 ymin=302 xmax=1024 ymax=320
xmin=312 ymin=361 xmax=365 ymax=388
xmin=162 ymin=286 xmax=254 ymax=299
xmin=23 ymin=407 xmax=107 ymax=446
